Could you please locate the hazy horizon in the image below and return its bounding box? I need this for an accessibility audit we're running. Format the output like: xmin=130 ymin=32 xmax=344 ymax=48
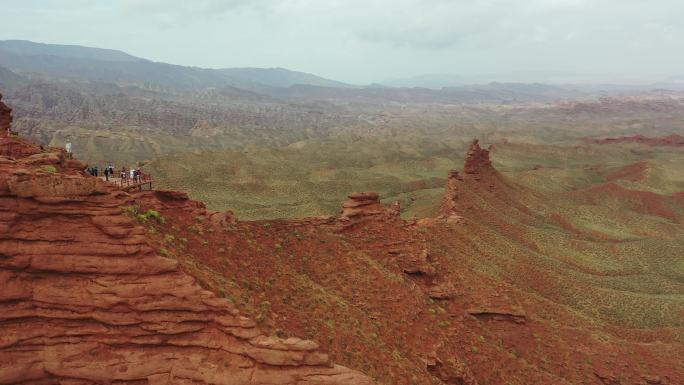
xmin=2 ymin=0 xmax=684 ymax=85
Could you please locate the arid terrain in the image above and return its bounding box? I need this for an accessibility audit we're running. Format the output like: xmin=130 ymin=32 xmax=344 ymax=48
xmin=1 ymin=40 xmax=683 ymax=385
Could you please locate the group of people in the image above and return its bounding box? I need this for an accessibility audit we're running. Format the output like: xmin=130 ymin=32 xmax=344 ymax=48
xmin=86 ymin=166 xmax=101 ymax=177
xmin=120 ymin=167 xmax=144 ymax=183
xmin=86 ymin=164 xmax=144 ymax=183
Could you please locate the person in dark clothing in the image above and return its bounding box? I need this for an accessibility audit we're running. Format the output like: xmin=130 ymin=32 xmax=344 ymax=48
xmin=104 ymin=167 xmax=110 ymax=181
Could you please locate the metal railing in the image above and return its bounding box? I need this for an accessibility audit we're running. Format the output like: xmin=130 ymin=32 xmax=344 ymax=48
xmin=101 ymin=171 xmax=153 ymax=191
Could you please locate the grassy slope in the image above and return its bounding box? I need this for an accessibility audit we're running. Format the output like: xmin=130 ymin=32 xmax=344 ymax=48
xmin=145 ymin=138 xmax=469 ymax=219
xmin=133 ymin=139 xmax=684 ymax=385
xmin=145 ymin=138 xmax=684 ymax=220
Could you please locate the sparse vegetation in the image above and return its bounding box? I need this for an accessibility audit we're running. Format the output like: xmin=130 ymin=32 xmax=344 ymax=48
xmin=37 ymin=165 xmax=57 ymax=173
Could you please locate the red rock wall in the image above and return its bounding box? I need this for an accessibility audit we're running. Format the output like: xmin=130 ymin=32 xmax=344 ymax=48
xmin=0 ymin=150 xmax=372 ymax=384
xmin=0 ymin=93 xmax=12 ymax=137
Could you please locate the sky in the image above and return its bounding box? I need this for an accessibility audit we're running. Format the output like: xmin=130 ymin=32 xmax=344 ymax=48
xmin=2 ymin=0 xmax=684 ymax=84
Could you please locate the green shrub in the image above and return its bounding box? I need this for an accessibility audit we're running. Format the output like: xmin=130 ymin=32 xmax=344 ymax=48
xmin=38 ymin=165 xmax=58 ymax=173
xmin=135 ymin=209 xmax=166 ymax=225
xmin=145 ymin=209 xmax=165 ymax=224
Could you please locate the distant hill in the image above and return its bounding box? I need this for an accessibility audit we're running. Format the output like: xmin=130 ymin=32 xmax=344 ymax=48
xmin=218 ymin=67 xmax=352 ymax=89
xmin=0 ymin=40 xmax=139 ymax=62
xmin=0 ymin=40 xmax=349 ymax=90
xmin=268 ymin=81 xmax=586 ymax=104
xmin=382 ymin=73 xmax=474 ymax=89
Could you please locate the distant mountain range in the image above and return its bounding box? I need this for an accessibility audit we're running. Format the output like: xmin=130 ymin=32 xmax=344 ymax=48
xmin=0 ymin=40 xmax=595 ymax=106
xmin=0 ymin=40 xmax=352 ymax=91
xmin=1 ymin=39 xmax=683 ymax=173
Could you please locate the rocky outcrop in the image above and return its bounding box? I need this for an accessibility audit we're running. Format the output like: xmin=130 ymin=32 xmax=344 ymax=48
xmin=0 ymin=139 xmax=372 ymax=383
xmin=339 ymin=192 xmax=400 ymax=226
xmin=209 ymin=210 xmax=238 ymax=227
xmin=402 ymin=248 xmax=437 ymax=277
xmin=0 ymin=93 xmax=11 ymax=137
xmin=426 ymin=283 xmax=458 ymax=300
xmin=439 ymin=140 xmax=502 ymax=218
xmin=0 ymin=93 xmax=46 ymax=159
xmin=439 ymin=169 xmax=464 ymax=218
xmin=0 ymin=96 xmax=45 ymax=159
xmin=463 ymin=140 xmax=493 ymax=176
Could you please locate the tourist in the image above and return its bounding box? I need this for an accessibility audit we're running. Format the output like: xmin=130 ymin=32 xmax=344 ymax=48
xmin=120 ymin=167 xmax=127 ymax=181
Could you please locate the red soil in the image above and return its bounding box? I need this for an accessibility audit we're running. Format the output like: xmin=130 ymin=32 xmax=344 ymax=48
xmin=605 ymin=161 xmax=650 ymax=182
xmin=569 ymin=182 xmax=681 ymax=223
xmin=588 ymin=134 xmax=684 ymax=147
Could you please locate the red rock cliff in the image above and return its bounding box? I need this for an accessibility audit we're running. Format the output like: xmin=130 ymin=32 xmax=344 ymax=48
xmin=0 ymin=119 xmax=372 ymax=383
xmin=0 ymin=93 xmax=11 ymax=137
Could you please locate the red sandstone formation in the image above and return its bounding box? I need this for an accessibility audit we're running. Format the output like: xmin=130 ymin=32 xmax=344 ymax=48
xmin=0 ymin=93 xmax=11 ymax=137
xmin=0 ymin=98 xmax=45 ymax=158
xmin=440 ymin=140 xmax=500 ymax=218
xmin=463 ymin=139 xmax=493 ymax=176
xmin=0 ymin=109 xmax=372 ymax=384
xmin=339 ymin=191 xmax=400 ymax=226
xmin=439 ymin=169 xmax=464 ymax=219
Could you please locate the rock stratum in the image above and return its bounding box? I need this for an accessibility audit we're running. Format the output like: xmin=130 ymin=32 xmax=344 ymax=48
xmin=0 ymin=106 xmax=372 ymax=384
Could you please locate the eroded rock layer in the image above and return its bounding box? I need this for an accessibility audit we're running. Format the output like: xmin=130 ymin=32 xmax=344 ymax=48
xmin=0 ymin=131 xmax=372 ymax=384
xmin=340 ymin=192 xmax=399 ymax=226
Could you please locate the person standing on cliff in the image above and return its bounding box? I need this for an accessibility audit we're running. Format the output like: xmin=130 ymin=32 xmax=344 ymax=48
xmin=104 ymin=166 xmax=110 ymax=181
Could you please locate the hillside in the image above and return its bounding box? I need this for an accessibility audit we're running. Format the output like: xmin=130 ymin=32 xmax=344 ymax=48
xmin=145 ymin=132 xmax=684 ymax=220
xmin=2 ymin=85 xmax=682 ymax=384
xmin=142 ymin=141 xmax=684 ymax=385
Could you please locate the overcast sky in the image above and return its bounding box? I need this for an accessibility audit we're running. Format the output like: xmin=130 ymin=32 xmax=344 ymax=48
xmin=2 ymin=0 xmax=683 ymax=84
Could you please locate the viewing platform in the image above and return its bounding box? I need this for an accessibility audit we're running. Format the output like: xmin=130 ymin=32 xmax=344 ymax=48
xmin=101 ymin=173 xmax=153 ymax=192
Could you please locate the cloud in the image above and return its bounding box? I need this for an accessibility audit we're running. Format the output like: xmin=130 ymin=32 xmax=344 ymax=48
xmin=1 ymin=0 xmax=684 ymax=83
